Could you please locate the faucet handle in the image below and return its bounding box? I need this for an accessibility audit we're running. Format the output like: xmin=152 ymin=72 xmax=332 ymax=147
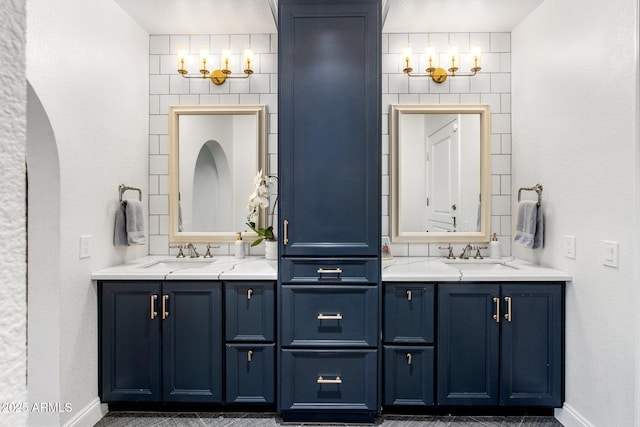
xmin=203 ymin=244 xmax=220 ymax=258
xmin=170 ymin=245 xmax=185 ymax=258
xmin=438 ymin=244 xmax=456 ymax=259
xmin=474 ymin=246 xmax=488 ymax=259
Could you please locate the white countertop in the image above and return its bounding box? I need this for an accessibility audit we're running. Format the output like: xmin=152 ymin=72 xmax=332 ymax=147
xmin=382 ymin=257 xmax=572 ymax=282
xmin=92 ymin=256 xmax=570 ymax=283
xmin=91 ymin=256 xmax=278 ymax=281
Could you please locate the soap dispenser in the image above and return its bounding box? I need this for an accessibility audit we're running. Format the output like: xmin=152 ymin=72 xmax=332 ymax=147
xmin=489 ymin=233 xmax=501 ymax=259
xmin=234 ymin=232 xmax=245 ymax=259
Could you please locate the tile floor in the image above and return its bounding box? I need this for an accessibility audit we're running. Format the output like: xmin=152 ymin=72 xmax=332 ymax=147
xmin=94 ymin=412 xmax=564 ymax=427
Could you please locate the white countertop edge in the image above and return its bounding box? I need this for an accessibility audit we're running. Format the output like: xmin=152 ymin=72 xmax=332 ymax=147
xmin=92 ymin=256 xmax=571 ymax=283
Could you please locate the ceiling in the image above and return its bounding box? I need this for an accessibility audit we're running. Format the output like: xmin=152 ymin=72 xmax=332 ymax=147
xmin=113 ymin=0 xmax=544 ymax=35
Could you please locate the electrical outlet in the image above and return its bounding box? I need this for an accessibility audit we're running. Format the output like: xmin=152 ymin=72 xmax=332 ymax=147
xmin=564 ymin=235 xmax=576 ymax=259
xmin=603 ymin=240 xmax=619 ymax=268
xmin=80 ymin=235 xmax=92 ymax=259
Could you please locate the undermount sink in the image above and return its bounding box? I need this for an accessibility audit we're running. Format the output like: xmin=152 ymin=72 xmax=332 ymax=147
xmin=140 ymin=258 xmax=216 ymax=270
xmin=443 ymin=261 xmax=517 ymax=271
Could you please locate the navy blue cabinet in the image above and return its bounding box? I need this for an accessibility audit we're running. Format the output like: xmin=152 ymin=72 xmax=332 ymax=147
xmin=383 ymin=283 xmax=435 ymax=406
xmin=278 ymin=0 xmax=381 ymax=257
xmin=277 ymin=0 xmax=381 ymax=419
xmin=224 ymin=282 xmax=275 ymax=404
xmin=437 ymin=283 xmax=563 ymax=407
xmin=99 ymin=281 xmax=222 ymax=403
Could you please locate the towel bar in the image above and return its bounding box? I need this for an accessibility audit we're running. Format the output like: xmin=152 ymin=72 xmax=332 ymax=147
xmin=119 ymin=184 xmax=142 ymax=202
xmin=517 ymin=184 xmax=543 ymax=206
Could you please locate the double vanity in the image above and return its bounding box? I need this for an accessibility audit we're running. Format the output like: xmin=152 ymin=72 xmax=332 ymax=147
xmin=94 ymin=256 xmax=569 ymax=419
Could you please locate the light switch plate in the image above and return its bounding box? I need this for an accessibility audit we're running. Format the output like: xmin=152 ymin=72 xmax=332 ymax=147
xmin=80 ymin=235 xmax=92 ymax=259
xmin=564 ymin=235 xmax=576 ymax=259
xmin=603 ymin=240 xmax=619 ymax=268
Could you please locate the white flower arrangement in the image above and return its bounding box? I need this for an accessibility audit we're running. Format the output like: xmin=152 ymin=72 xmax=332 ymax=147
xmin=246 ymin=170 xmax=277 ymax=246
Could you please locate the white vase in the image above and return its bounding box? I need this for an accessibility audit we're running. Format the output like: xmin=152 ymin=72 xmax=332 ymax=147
xmin=264 ymin=240 xmax=277 ymax=260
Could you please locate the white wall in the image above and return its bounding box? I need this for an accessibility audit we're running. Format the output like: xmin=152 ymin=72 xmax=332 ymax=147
xmin=382 ymin=32 xmax=512 ymax=256
xmin=0 ymin=0 xmax=27 ymax=426
xmin=26 ymin=0 xmax=149 ymax=424
xmin=512 ymin=0 xmax=637 ymax=425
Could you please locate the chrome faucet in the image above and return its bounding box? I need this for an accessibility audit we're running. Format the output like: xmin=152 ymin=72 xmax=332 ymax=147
xmin=185 ymin=243 xmax=200 ymax=258
xmin=459 ymin=243 xmax=474 ymax=259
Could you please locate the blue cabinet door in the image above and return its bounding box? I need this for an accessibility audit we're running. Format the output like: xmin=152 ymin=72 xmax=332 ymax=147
xmin=225 ymin=282 xmax=275 ymax=342
xmin=500 ymin=283 xmax=563 ymax=407
xmin=99 ymin=281 xmax=162 ymax=402
xmin=437 ymin=283 xmax=500 ymax=406
xmin=383 ymin=346 xmax=434 ymax=406
xmin=384 ymin=284 xmax=434 ymax=344
xmin=278 ymin=0 xmax=381 ymax=257
xmin=226 ymin=343 xmax=275 ymax=404
xmin=162 ymin=282 xmax=222 ymax=402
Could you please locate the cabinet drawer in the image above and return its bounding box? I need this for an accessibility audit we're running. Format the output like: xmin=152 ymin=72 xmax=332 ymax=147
xmin=280 ymin=258 xmax=378 ymax=284
xmin=225 ymin=282 xmax=274 ymax=342
xmin=280 ymin=349 xmax=377 ymax=411
xmin=384 ymin=284 xmax=434 ymax=344
xmin=226 ymin=344 xmax=275 ymax=404
xmin=281 ymin=286 xmax=378 ymax=347
xmin=384 ymin=345 xmax=434 ymax=406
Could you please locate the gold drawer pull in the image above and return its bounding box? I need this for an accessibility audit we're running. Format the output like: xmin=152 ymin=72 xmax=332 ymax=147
xmin=283 ymin=220 xmax=289 ymax=245
xmin=150 ymin=295 xmax=158 ymax=320
xmin=247 ymin=350 xmax=253 ymax=362
xmin=406 ymin=290 xmax=412 ymax=301
xmin=504 ymin=296 xmax=512 ymax=322
xmin=317 ymin=268 xmax=343 ymax=274
xmin=247 ymin=288 xmax=253 ymax=300
xmin=162 ymin=295 xmax=169 ymax=320
xmin=492 ymin=297 xmax=500 ymax=323
xmin=406 ymin=353 xmax=412 ymax=365
xmin=317 ymin=376 xmax=342 ymax=384
xmin=317 ymin=313 xmax=343 ymax=320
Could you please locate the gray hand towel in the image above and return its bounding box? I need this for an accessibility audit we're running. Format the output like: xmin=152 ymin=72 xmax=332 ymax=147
xmin=514 ymin=200 xmax=543 ymax=249
xmin=125 ymin=199 xmax=146 ymax=245
xmin=114 ymin=201 xmax=128 ymax=246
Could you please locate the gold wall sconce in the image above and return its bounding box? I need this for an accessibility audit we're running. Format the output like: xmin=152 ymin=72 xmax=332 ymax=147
xmin=177 ymin=47 xmax=254 ymax=85
xmin=402 ymin=46 xmax=481 ymax=83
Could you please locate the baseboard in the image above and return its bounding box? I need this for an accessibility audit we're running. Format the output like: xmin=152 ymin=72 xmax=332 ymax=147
xmin=555 ymin=403 xmax=595 ymax=427
xmin=63 ymin=397 xmax=108 ymax=427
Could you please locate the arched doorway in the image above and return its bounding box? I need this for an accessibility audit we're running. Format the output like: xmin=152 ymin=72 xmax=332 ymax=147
xmin=26 ymin=82 xmax=61 ymax=426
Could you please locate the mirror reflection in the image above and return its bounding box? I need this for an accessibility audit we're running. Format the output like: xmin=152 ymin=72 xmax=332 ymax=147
xmin=390 ymin=105 xmax=491 ymax=243
xmin=169 ymin=105 xmax=267 ymax=243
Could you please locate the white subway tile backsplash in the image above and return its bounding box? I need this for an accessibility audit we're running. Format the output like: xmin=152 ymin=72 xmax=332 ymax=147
xmin=491 ymin=195 xmax=511 ymax=216
xmin=189 ymin=35 xmax=210 ymax=54
xmin=490 ymin=73 xmax=511 ymax=93
xmin=490 ymin=33 xmax=511 ymax=52
xmin=149 ymin=115 xmax=168 ymax=135
xmin=449 ymin=33 xmax=470 ymax=52
xmin=492 ymin=155 xmax=511 ymax=175
xmin=150 ymin=74 xmax=170 ymax=94
xmin=170 ymin=35 xmax=189 ymax=54
xmin=149 ymin=194 xmax=169 ymax=215
xmin=470 ymin=73 xmax=491 ymax=93
xmin=149 ymin=31 xmax=511 ymax=255
xmin=159 ymin=94 xmax=179 ymax=114
xmin=149 ymin=154 xmax=169 ymax=175
xmin=492 ymin=113 xmax=511 ymax=134
xmin=169 ymin=74 xmax=189 ymax=94
xmin=388 ymin=34 xmax=409 ymax=53
xmin=150 ymin=35 xmax=170 ymax=55
xmin=150 ymin=55 xmax=160 ymax=74
xmin=389 ymin=73 xmax=409 ymax=94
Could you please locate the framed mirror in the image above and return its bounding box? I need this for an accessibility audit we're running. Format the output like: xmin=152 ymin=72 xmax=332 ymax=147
xmin=389 ymin=104 xmax=491 ymax=243
xmin=169 ymin=105 xmax=267 ymax=243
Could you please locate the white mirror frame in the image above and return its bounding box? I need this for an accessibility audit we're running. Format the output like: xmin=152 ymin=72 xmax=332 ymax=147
xmin=389 ymin=104 xmax=491 ymax=243
xmin=168 ymin=105 xmax=267 ymax=244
